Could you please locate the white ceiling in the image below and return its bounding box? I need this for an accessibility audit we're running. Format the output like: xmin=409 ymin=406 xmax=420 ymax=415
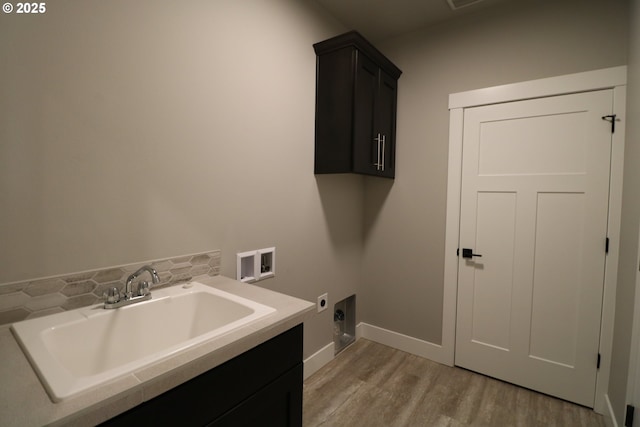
xmin=314 ymin=0 xmax=517 ymax=42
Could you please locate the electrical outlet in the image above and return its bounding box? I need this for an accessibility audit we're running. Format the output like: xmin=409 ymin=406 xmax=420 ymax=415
xmin=317 ymin=293 xmax=328 ymax=313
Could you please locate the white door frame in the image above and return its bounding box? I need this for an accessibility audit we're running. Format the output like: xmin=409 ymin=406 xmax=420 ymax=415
xmin=443 ymin=66 xmax=627 ymax=414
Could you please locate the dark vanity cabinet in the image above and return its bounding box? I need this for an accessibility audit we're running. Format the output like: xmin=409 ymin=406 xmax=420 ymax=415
xmin=102 ymin=324 xmax=303 ymax=427
xmin=314 ymin=31 xmax=402 ymax=179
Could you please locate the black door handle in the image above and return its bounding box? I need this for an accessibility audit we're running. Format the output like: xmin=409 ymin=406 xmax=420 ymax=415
xmin=462 ymin=248 xmax=482 ymax=259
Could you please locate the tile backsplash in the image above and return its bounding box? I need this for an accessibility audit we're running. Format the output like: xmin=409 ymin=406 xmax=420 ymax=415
xmin=0 ymin=250 xmax=221 ymax=326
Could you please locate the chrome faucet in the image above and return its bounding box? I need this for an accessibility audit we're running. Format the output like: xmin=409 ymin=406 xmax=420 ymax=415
xmin=125 ymin=265 xmax=160 ymax=298
xmin=103 ymin=265 xmax=160 ymax=309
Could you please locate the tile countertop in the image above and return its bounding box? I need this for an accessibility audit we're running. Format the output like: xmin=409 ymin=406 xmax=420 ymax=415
xmin=0 ymin=276 xmax=315 ymax=427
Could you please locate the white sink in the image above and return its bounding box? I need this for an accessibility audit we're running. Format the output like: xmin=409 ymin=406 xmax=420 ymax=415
xmin=10 ymin=281 xmax=275 ymax=402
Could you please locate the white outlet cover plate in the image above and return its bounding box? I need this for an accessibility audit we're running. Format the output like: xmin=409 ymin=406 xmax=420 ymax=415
xmin=317 ymin=293 xmax=328 ymax=312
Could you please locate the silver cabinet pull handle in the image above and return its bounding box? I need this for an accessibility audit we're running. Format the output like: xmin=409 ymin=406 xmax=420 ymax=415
xmin=381 ymin=134 xmax=385 ymax=171
xmin=376 ymin=133 xmax=381 ymax=170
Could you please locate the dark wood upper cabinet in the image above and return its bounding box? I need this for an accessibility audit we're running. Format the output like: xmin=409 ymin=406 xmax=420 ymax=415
xmin=313 ymin=31 xmax=402 ymax=179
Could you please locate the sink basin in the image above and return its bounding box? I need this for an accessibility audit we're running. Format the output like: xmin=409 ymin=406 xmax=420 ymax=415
xmin=11 ymin=281 xmax=275 ymax=402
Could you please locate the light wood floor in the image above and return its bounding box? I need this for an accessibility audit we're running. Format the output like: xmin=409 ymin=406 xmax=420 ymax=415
xmin=303 ymin=339 xmax=605 ymax=427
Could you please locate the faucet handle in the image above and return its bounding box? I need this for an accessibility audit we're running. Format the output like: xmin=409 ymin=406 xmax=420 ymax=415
xmin=103 ymin=287 xmax=121 ymax=304
xmin=138 ymin=280 xmax=150 ymax=297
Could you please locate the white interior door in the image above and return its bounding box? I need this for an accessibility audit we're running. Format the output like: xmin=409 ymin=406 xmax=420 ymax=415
xmin=455 ymin=90 xmax=613 ymax=407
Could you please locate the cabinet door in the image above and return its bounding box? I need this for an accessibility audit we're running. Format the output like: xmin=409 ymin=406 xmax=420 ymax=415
xmin=353 ymin=53 xmax=397 ymax=178
xmin=375 ymin=70 xmax=397 ymax=178
xmin=208 ymin=364 xmax=303 ymax=427
xmin=353 ymin=52 xmax=378 ymax=175
xmin=314 ymin=47 xmax=358 ymax=174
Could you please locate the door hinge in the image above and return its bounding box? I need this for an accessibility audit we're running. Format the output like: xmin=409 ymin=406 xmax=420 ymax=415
xmin=602 ymin=114 xmax=620 ymax=133
xmin=626 ymin=404 xmax=635 ymax=427
xmin=606 ymin=237 xmax=610 ymax=254
xmin=457 ymin=248 xmax=459 ymax=257
xmin=597 ymin=353 xmax=601 ymax=369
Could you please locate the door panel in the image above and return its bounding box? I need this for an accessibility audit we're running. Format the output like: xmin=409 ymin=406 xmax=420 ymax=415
xmin=455 ymin=90 xmax=613 ymax=407
xmin=478 ymin=112 xmax=588 ymax=176
xmin=529 ymin=192 xmax=584 ymax=367
xmin=471 ymin=191 xmax=517 ymax=351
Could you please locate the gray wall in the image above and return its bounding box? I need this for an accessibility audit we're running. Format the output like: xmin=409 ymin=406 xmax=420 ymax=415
xmin=609 ymin=0 xmax=640 ymax=424
xmin=362 ymin=0 xmax=629 ymax=344
xmin=0 ymin=0 xmax=356 ymax=358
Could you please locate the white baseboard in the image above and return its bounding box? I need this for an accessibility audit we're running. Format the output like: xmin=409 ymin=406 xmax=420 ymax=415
xmin=603 ymin=394 xmax=618 ymax=427
xmin=304 ymin=323 xmax=450 ymax=382
xmin=303 ymin=341 xmax=334 ymax=380
xmin=356 ymin=322 xmax=450 ymax=365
